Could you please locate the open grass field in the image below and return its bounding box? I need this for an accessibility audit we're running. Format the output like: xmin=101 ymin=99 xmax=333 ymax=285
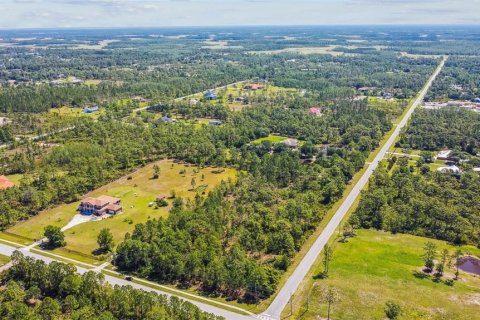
xmin=0 ymin=254 xmax=10 ymax=267
xmin=5 ymin=173 xmax=23 ymax=185
xmin=5 ymin=160 xmax=236 ymax=257
xmin=292 ymin=229 xmax=480 ymax=320
xmin=84 ymin=79 xmax=102 ymax=86
xmin=248 ymin=45 xmax=346 ymax=56
xmin=251 ymin=135 xmax=290 ymax=144
xmin=368 ymin=97 xmax=408 ymax=119
xmin=48 ymin=106 xmax=104 ymax=120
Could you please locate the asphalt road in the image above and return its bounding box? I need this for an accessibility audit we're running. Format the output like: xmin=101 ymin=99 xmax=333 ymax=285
xmin=132 ymin=80 xmax=249 ymax=112
xmin=0 ymin=58 xmax=446 ymax=320
xmin=261 ymin=57 xmax=446 ymax=320
xmin=0 ymin=242 xmax=254 ymax=320
xmin=0 ymin=126 xmax=75 ymax=150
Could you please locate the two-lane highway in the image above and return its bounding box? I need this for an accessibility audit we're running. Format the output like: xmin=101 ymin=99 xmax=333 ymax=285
xmin=261 ymin=56 xmax=447 ymax=320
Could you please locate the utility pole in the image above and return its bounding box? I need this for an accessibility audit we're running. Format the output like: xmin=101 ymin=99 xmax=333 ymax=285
xmin=290 ymin=293 xmax=294 ymax=315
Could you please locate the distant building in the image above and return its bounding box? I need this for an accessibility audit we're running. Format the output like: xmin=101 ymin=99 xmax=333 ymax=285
xmin=133 ymin=96 xmax=147 ymax=103
xmin=437 ymin=165 xmax=461 ymax=174
xmin=83 ymin=105 xmax=99 ymax=113
xmin=79 ymin=195 xmax=122 ymax=216
xmin=190 ymin=99 xmax=199 ymax=106
xmin=308 ymin=107 xmax=322 ymax=116
xmin=204 ymin=91 xmax=217 ymax=100
xmin=0 ymin=117 xmax=12 ymax=126
xmin=209 ymin=120 xmax=222 ymax=126
xmin=160 ymin=116 xmax=175 ymax=123
xmin=244 ymin=83 xmax=264 ymax=91
xmin=435 ymin=150 xmax=453 ymax=161
xmin=0 ymin=176 xmax=15 ymax=190
xmin=281 ymin=138 xmax=299 ymax=149
xmin=381 ymin=92 xmax=393 ymax=100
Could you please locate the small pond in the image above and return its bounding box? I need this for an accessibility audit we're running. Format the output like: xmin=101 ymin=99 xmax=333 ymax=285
xmin=458 ymin=256 xmax=480 ymax=276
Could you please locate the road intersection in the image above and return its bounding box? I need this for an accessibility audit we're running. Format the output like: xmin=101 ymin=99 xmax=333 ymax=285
xmin=0 ymin=58 xmax=446 ymax=320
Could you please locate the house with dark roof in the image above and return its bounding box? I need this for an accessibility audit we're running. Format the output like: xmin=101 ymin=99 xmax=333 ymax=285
xmin=160 ymin=116 xmax=175 ymax=123
xmin=78 ymin=195 xmax=122 ymax=216
xmin=204 ymin=91 xmax=217 ymax=100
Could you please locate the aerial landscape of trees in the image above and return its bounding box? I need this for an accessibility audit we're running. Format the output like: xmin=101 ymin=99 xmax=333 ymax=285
xmin=1 ymin=26 xmax=479 ymax=318
xmin=0 ymin=252 xmax=222 ymax=320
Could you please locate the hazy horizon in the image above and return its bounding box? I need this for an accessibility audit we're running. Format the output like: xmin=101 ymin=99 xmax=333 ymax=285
xmin=1 ymin=0 xmax=479 ymax=29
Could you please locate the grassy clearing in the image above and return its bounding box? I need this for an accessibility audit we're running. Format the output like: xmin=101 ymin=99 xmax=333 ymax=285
xmin=5 ymin=173 xmax=23 ymax=185
xmin=5 ymin=160 xmax=236 ymax=257
xmin=251 ymin=135 xmax=290 ymax=144
xmin=367 ymin=97 xmax=408 ymax=119
xmin=48 ymin=106 xmax=102 ymax=119
xmin=0 ymin=254 xmax=10 ymax=267
xmin=248 ymin=46 xmax=346 ymax=56
xmin=84 ymin=79 xmax=102 ymax=86
xmin=293 ymin=229 xmax=480 ymax=320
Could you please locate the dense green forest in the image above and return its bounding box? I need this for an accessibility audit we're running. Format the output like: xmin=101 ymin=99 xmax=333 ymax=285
xmin=2 ymin=26 xmax=477 ymax=305
xmin=397 ymin=108 xmax=480 ymax=154
xmin=0 ymin=99 xmax=391 ymax=301
xmin=0 ymin=252 xmax=222 ymax=320
xmin=351 ymin=164 xmax=480 ymax=246
xmin=426 ymin=56 xmax=480 ymax=101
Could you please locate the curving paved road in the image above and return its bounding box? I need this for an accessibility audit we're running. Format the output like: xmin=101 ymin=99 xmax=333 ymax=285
xmin=0 ymin=242 xmax=253 ymax=320
xmin=260 ymin=56 xmax=446 ymax=320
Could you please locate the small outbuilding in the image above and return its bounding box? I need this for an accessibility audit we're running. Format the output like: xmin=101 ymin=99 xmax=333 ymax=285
xmin=83 ymin=105 xmax=99 ymax=113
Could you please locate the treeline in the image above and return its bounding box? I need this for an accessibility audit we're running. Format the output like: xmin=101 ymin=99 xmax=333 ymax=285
xmin=427 ymin=56 xmax=480 ymax=101
xmin=351 ymin=164 xmax=480 ymax=246
xmin=0 ymin=60 xmax=253 ymax=113
xmin=0 ymin=99 xmax=391 ymax=301
xmin=0 ymin=252 xmax=223 ymax=320
xmin=397 ymin=108 xmax=480 ymax=154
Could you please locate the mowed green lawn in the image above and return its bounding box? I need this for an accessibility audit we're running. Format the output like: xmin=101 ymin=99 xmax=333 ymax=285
xmin=0 ymin=254 xmax=10 ymax=267
xmin=6 ymin=160 xmax=236 ymax=257
xmin=251 ymin=135 xmax=290 ymax=144
xmin=297 ymin=229 xmax=480 ymax=320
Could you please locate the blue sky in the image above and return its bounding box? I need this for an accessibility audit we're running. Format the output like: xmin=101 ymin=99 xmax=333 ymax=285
xmin=0 ymin=0 xmax=479 ymax=28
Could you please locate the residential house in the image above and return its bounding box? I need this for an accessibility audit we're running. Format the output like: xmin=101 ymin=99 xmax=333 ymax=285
xmin=244 ymin=83 xmax=264 ymax=91
xmin=308 ymin=107 xmax=322 ymax=116
xmin=209 ymin=120 xmax=222 ymax=126
xmin=0 ymin=117 xmax=12 ymax=126
xmin=435 ymin=150 xmax=454 ymax=161
xmin=83 ymin=105 xmax=99 ymax=113
xmin=204 ymin=91 xmax=217 ymax=100
xmin=78 ymin=195 xmax=122 ymax=216
xmin=437 ymin=165 xmax=461 ymax=174
xmin=0 ymin=176 xmax=14 ymax=190
xmin=281 ymin=138 xmax=299 ymax=149
xmin=160 ymin=116 xmax=175 ymax=123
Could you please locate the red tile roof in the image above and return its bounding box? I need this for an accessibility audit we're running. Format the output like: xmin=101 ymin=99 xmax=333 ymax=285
xmin=0 ymin=176 xmax=14 ymax=190
xmin=309 ymin=107 xmax=321 ymax=114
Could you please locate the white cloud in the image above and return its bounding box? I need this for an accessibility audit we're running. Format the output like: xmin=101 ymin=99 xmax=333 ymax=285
xmin=0 ymin=0 xmax=479 ymax=28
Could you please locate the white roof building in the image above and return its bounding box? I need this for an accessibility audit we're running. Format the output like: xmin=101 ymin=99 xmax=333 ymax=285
xmin=437 ymin=165 xmax=461 ymax=174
